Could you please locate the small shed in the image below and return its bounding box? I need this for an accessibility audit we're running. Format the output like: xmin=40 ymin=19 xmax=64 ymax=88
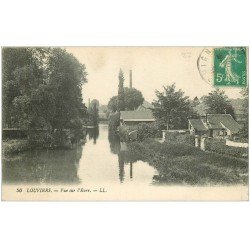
xmin=120 ymin=110 xmax=155 ymax=125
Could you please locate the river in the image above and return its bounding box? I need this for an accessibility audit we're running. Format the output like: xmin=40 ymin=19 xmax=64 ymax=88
xmin=2 ymin=124 xmax=159 ymax=186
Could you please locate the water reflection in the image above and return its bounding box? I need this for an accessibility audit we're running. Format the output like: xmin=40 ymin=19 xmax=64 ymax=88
xmin=3 ymin=125 xmax=158 ymax=185
xmin=2 ymin=145 xmax=83 ymax=184
xmin=108 ymin=130 xmax=151 ymax=183
xmin=87 ymin=126 xmax=99 ymax=144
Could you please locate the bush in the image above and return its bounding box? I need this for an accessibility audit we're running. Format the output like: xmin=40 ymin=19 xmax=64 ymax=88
xmin=27 ymin=130 xmax=76 ymax=149
xmin=205 ymin=138 xmax=248 ymax=158
xmin=164 ymin=132 xmax=195 ymax=146
xmin=136 ymin=123 xmax=161 ymax=141
xmin=118 ymin=125 xmax=131 ymax=142
xmin=205 ymin=138 xmax=247 ymax=158
xmin=108 ymin=113 xmax=120 ymax=131
xmin=119 ymin=123 xmax=161 ymax=142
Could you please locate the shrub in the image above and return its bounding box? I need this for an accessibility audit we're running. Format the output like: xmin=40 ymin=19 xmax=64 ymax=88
xmin=27 ymin=130 xmax=75 ymax=149
xmin=204 ymin=138 xmax=247 ymax=158
xmin=108 ymin=113 xmax=120 ymax=131
xmin=118 ymin=125 xmax=131 ymax=142
xmin=119 ymin=123 xmax=161 ymax=142
xmin=164 ymin=132 xmax=195 ymax=146
xmin=136 ymin=123 xmax=161 ymax=141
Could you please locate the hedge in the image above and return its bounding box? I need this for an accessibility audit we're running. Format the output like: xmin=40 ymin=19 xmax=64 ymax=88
xmin=205 ymin=138 xmax=248 ymax=158
xmin=119 ymin=123 xmax=161 ymax=142
xmin=164 ymin=132 xmax=195 ymax=146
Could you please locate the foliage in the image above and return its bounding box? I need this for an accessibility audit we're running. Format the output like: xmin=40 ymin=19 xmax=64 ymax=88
xmin=88 ymin=100 xmax=99 ymax=126
xmin=152 ymin=83 xmax=196 ymax=130
xmin=201 ymin=89 xmax=236 ymax=119
xmin=118 ymin=69 xmax=125 ymax=111
xmin=164 ymin=132 xmax=195 ymax=146
xmin=2 ymin=48 xmax=88 ymax=131
xmin=108 ymin=87 xmax=144 ymax=112
xmin=124 ymin=87 xmax=144 ymax=110
xmin=108 ymin=96 xmax=118 ymax=112
xmin=119 ymin=123 xmax=161 ymax=142
xmin=205 ymin=138 xmax=248 ymax=158
xmin=108 ymin=113 xmax=120 ymax=130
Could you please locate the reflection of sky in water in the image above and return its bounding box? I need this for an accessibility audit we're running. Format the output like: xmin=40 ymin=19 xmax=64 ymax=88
xmin=78 ymin=124 xmax=158 ymax=185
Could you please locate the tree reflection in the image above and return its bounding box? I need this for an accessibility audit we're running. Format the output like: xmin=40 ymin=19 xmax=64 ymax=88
xmin=108 ymin=131 xmax=135 ymax=183
xmin=2 ymin=145 xmax=83 ymax=184
xmin=87 ymin=127 xmax=99 ymax=144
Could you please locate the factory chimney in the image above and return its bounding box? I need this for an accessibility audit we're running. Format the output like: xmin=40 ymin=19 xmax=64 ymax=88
xmin=129 ymin=70 xmax=132 ymax=89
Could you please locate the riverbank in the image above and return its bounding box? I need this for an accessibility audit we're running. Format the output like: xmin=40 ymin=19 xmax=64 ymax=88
xmin=2 ymin=129 xmax=87 ymax=156
xmin=127 ymin=139 xmax=248 ymax=186
xmin=2 ymin=139 xmax=31 ymax=155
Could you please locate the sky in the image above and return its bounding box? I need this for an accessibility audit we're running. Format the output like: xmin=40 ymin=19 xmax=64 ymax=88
xmin=66 ymin=47 xmax=243 ymax=105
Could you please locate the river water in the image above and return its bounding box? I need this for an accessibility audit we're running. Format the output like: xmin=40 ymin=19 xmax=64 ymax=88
xmin=2 ymin=124 xmax=159 ymax=186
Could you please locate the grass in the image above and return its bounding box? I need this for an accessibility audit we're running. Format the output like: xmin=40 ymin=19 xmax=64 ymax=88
xmin=127 ymin=139 xmax=248 ymax=186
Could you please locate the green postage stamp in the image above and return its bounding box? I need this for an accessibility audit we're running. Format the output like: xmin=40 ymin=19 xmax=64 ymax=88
xmin=214 ymin=47 xmax=247 ymax=87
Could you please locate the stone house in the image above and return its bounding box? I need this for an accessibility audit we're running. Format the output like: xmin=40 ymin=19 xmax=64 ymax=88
xmin=188 ymin=114 xmax=241 ymax=138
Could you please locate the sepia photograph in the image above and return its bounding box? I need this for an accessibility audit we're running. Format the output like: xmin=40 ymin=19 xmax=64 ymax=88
xmin=1 ymin=46 xmax=248 ymax=200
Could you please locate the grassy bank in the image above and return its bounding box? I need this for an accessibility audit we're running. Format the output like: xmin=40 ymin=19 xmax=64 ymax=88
xmin=127 ymin=139 xmax=248 ymax=185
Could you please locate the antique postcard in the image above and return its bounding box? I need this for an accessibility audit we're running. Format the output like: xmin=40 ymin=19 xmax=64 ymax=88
xmin=1 ymin=47 xmax=248 ymax=201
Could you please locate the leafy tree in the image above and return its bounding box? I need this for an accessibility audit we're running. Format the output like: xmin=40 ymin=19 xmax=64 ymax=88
xmin=88 ymin=100 xmax=99 ymax=126
xmin=124 ymin=87 xmax=144 ymax=110
xmin=2 ymin=48 xmax=35 ymax=127
xmin=47 ymin=48 xmax=88 ymax=129
xmin=192 ymin=96 xmax=200 ymax=107
xmin=108 ymin=96 xmax=118 ymax=112
xmin=2 ymin=48 xmax=53 ymax=129
xmin=108 ymin=88 xmax=144 ymax=112
xmin=118 ymin=69 xmax=125 ymax=111
xmin=152 ymin=84 xmax=195 ymax=130
xmin=2 ymin=47 xmax=88 ymax=131
xmin=201 ymin=89 xmax=236 ymax=119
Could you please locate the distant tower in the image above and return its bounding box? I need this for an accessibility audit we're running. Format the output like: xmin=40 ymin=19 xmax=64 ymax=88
xmin=88 ymin=98 xmax=91 ymax=108
xmin=129 ymin=70 xmax=132 ymax=89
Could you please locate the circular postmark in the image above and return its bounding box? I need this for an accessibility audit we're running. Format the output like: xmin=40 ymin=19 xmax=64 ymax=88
xmin=197 ymin=48 xmax=214 ymax=85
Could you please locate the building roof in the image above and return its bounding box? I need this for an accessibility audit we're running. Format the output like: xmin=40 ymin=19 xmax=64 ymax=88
xmin=189 ymin=119 xmax=208 ymax=131
xmin=120 ymin=110 xmax=155 ymax=121
xmin=206 ymin=114 xmax=241 ymax=133
xmin=189 ymin=114 xmax=241 ymax=134
xmin=137 ymin=100 xmax=154 ymax=111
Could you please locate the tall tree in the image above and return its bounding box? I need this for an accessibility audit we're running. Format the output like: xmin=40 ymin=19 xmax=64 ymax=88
xmin=2 ymin=48 xmax=53 ymax=129
xmin=118 ymin=69 xmax=125 ymax=111
xmin=2 ymin=48 xmax=34 ymax=127
xmin=152 ymin=84 xmax=195 ymax=130
xmin=108 ymin=87 xmax=144 ymax=112
xmin=201 ymin=89 xmax=235 ymax=119
xmin=88 ymin=100 xmax=99 ymax=126
xmin=48 ymin=48 xmax=88 ymax=129
xmin=2 ymin=47 xmax=88 ymax=130
xmin=124 ymin=87 xmax=144 ymax=110
xmin=108 ymin=96 xmax=118 ymax=113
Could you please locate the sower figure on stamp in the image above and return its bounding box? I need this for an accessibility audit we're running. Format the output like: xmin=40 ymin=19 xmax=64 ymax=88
xmin=219 ymin=49 xmax=242 ymax=84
